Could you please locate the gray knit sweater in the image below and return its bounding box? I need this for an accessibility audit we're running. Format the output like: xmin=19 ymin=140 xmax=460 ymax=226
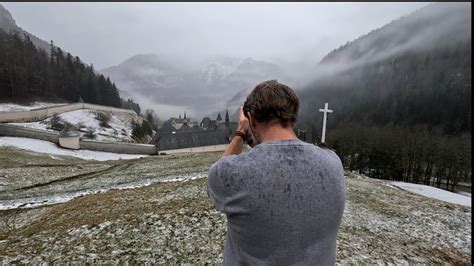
xmin=208 ymin=139 xmax=346 ymax=265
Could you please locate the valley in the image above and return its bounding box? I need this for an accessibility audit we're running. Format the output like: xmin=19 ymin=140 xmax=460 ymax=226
xmin=0 ymin=2 xmax=471 ymax=264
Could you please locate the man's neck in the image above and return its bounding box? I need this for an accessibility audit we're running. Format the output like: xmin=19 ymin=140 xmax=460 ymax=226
xmin=258 ymin=124 xmax=298 ymax=143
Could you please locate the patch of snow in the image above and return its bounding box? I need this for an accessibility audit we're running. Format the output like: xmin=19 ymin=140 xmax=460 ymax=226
xmin=9 ymin=121 xmax=55 ymax=132
xmin=59 ymin=109 xmax=100 ymax=128
xmin=0 ymin=137 xmax=147 ymax=161
xmin=347 ymin=171 xmax=368 ymax=179
xmin=457 ymin=191 xmax=471 ymax=197
xmin=0 ymin=102 xmax=65 ymax=112
xmin=392 ymin=181 xmax=471 ymax=207
xmin=200 ymin=60 xmax=241 ymax=85
xmin=98 ymin=221 xmax=113 ymax=230
xmin=49 ymin=155 xmax=64 ymax=160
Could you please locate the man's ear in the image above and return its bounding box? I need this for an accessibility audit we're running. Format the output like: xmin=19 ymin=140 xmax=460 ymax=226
xmin=248 ymin=113 xmax=257 ymax=130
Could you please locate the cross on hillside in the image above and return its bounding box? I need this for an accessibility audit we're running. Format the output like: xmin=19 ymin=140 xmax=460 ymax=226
xmin=319 ymin=102 xmax=333 ymax=144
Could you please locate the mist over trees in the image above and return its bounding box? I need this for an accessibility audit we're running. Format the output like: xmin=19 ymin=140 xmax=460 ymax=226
xmin=298 ymin=40 xmax=471 ymax=135
xmin=296 ymin=3 xmax=471 ymax=190
xmin=122 ymin=98 xmax=141 ymax=115
xmin=0 ymin=29 xmax=123 ymax=108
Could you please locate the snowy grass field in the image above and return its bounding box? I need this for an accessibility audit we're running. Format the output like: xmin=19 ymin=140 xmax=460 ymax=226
xmin=0 ymin=146 xmax=471 ymax=264
xmin=0 ymin=137 xmax=147 ymax=161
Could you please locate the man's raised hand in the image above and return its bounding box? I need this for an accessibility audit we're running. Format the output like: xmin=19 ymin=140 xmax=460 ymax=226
xmin=237 ymin=106 xmax=250 ymax=135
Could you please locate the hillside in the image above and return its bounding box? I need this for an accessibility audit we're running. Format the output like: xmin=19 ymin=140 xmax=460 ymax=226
xmin=0 ymin=4 xmax=50 ymax=54
xmin=0 ymin=27 xmax=124 ymax=108
xmin=0 ymin=4 xmax=142 ymax=113
xmin=291 ymin=3 xmax=471 ymax=191
xmin=9 ymin=109 xmax=139 ymax=142
xmin=0 ymin=148 xmax=470 ymax=264
xmin=0 ymin=100 xmax=148 ymax=143
xmin=298 ymin=2 xmax=471 ymax=134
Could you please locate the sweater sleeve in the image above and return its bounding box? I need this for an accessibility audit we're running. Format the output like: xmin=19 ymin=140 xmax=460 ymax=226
xmin=207 ymin=157 xmax=229 ymax=212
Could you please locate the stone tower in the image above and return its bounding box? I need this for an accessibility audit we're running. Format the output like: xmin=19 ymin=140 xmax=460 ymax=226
xmin=225 ymin=109 xmax=230 ymax=127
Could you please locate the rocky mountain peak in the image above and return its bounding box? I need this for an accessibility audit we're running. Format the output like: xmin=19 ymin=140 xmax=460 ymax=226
xmin=0 ymin=5 xmax=52 ymax=54
xmin=0 ymin=4 xmax=18 ymax=33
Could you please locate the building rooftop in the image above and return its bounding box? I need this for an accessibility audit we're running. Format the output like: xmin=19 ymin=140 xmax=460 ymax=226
xmin=153 ymin=129 xmax=232 ymax=151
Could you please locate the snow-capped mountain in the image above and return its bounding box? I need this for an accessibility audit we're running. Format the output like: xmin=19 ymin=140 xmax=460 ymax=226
xmin=199 ymin=56 xmax=242 ymax=85
xmin=100 ymin=54 xmax=291 ymax=119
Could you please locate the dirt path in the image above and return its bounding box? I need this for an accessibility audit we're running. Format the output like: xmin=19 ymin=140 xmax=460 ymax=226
xmin=14 ymin=158 xmax=141 ymax=191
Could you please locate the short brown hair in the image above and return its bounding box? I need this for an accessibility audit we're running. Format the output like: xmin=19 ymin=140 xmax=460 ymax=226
xmin=245 ymin=80 xmax=299 ymax=127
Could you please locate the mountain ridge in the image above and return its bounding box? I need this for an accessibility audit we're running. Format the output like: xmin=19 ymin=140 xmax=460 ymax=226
xmin=318 ymin=3 xmax=470 ymax=72
xmin=0 ymin=4 xmax=52 ymax=53
xmin=297 ymin=2 xmax=471 ymax=137
xmin=100 ymin=53 xmax=291 ymax=119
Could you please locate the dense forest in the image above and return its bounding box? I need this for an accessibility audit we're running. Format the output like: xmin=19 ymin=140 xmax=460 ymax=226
xmin=0 ymin=29 xmax=136 ymax=109
xmin=298 ymin=40 xmax=471 ymax=135
xmin=296 ymin=3 xmax=471 ymax=191
xmin=297 ymin=51 xmax=471 ymax=191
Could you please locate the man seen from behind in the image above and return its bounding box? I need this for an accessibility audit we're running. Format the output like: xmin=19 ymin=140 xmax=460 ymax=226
xmin=207 ymin=80 xmax=346 ymax=265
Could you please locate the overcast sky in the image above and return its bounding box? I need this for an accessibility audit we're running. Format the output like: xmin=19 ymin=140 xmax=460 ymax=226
xmin=3 ymin=2 xmax=429 ymax=69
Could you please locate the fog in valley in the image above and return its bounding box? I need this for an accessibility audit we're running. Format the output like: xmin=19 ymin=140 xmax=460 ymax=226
xmin=3 ymin=2 xmax=432 ymax=119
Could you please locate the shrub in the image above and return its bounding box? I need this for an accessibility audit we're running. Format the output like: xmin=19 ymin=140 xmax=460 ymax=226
xmin=49 ymin=115 xmax=62 ymax=130
xmin=84 ymin=127 xmax=96 ymax=139
xmin=49 ymin=115 xmax=66 ymax=131
xmin=131 ymin=120 xmax=154 ymax=142
xmin=131 ymin=120 xmax=145 ymax=140
xmin=94 ymin=112 xmax=111 ymax=128
xmin=142 ymin=119 xmax=153 ymax=136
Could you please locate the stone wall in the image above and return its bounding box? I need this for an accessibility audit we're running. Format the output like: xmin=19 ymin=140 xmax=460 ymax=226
xmin=0 ymin=124 xmax=156 ymax=155
xmin=158 ymin=144 xmax=229 ymax=155
xmin=0 ymin=124 xmax=59 ymax=143
xmin=0 ymin=103 xmax=139 ymax=123
xmin=80 ymin=139 xmax=157 ymax=155
xmin=83 ymin=103 xmax=138 ymax=116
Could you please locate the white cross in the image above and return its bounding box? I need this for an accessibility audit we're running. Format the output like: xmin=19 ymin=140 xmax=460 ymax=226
xmin=318 ymin=102 xmax=333 ymax=144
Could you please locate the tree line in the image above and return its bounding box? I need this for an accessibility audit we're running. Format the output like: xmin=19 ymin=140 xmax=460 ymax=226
xmin=0 ymin=29 xmax=128 ymax=108
xmin=324 ymin=123 xmax=470 ymax=191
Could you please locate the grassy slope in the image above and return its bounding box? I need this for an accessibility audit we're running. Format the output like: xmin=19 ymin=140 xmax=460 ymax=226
xmin=0 ymin=147 xmax=471 ymax=264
